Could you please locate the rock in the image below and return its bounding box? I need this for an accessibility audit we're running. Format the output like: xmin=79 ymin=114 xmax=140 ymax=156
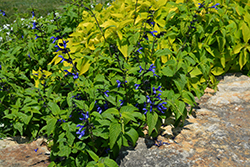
xmin=0 ymin=136 xmax=50 ymax=167
xmin=117 ymin=73 xmax=250 ymax=167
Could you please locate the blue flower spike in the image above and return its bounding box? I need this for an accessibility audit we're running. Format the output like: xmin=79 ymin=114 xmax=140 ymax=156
xmin=35 ymin=34 xmax=40 ymax=40
xmin=104 ymin=90 xmax=109 ymax=97
xmin=32 ymin=11 xmax=35 ymax=18
xmin=116 ymin=80 xmax=122 ymax=88
xmin=50 ymin=36 xmax=58 ymax=43
xmin=79 ymin=112 xmax=89 ymax=121
xmin=150 ymin=30 xmax=157 ymax=37
xmin=0 ymin=10 xmax=6 ymax=16
xmin=76 ymin=124 xmax=86 ymax=139
xmin=137 ymin=47 xmax=143 ymax=54
xmin=139 ymin=66 xmax=143 ymax=73
xmin=210 ymin=3 xmax=220 ymax=10
xmin=134 ymin=84 xmax=140 ymax=90
xmin=32 ymin=21 xmax=37 ymax=29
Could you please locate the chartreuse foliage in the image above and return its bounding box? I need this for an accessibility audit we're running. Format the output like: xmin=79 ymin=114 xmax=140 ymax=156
xmin=0 ymin=0 xmax=249 ymax=166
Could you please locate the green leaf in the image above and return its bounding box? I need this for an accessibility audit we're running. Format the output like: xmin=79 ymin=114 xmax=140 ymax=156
xmin=121 ymin=112 xmax=137 ymax=124
xmin=122 ymin=135 xmax=129 ymax=147
xmin=128 ymin=67 xmax=139 ymax=74
xmin=47 ymin=161 xmax=56 ymax=167
xmin=76 ymin=152 xmax=88 ymax=167
xmin=86 ymin=161 xmax=97 ymax=167
xmin=146 ymin=111 xmax=158 ymax=136
xmin=48 ymin=101 xmax=60 ymax=116
xmin=105 ymin=95 xmax=116 ymax=106
xmin=16 ymin=112 xmax=32 ymax=125
xmin=173 ymin=79 xmax=182 ymax=92
xmin=103 ymin=108 xmax=119 ymax=116
xmin=92 ymin=128 xmax=109 ymax=139
xmin=125 ymin=127 xmax=138 ymax=146
xmin=216 ymin=36 xmax=226 ymax=53
xmin=58 ymin=145 xmax=72 ymax=158
xmin=109 ymin=123 xmax=121 ymax=149
xmin=162 ymin=66 xmax=174 ymax=77
xmin=233 ymin=43 xmax=244 ymax=54
xmin=62 ymin=123 xmax=76 ymax=146
xmin=120 ymin=106 xmax=138 ymax=113
xmin=46 ymin=117 xmax=57 ymax=136
xmin=211 ymin=66 xmax=224 ymax=76
xmin=242 ymin=22 xmax=250 ymax=43
xmin=174 ymin=100 xmax=185 ymax=120
xmin=154 ymin=48 xmax=172 ymax=57
xmin=13 ymin=122 xmax=24 ymax=136
xmin=129 ymin=32 xmax=140 ymax=45
xmin=181 ymin=90 xmax=196 ymax=106
xmin=86 ymin=149 xmax=99 ymax=162
xmin=239 ymin=50 xmax=247 ymax=70
xmin=107 ymin=68 xmax=123 ymax=73
xmin=104 ymin=158 xmax=119 ymax=167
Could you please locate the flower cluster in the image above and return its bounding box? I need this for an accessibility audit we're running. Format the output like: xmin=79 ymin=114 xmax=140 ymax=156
xmin=142 ymin=86 xmax=167 ymax=115
xmin=0 ymin=10 xmax=6 ymax=16
xmin=95 ymin=101 xmax=109 ymax=114
xmin=116 ymin=80 xmax=127 ymax=88
xmin=76 ymin=111 xmax=89 ymax=139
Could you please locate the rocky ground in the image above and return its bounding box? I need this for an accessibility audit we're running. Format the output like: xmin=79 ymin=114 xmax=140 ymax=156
xmin=0 ymin=73 xmax=249 ymax=167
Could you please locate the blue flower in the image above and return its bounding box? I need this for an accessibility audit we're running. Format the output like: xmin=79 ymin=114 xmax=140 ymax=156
xmin=143 ymin=107 xmax=148 ymax=115
xmin=32 ymin=11 xmax=35 ymax=18
xmin=198 ymin=3 xmax=204 ymax=8
xmin=28 ymin=54 xmax=31 ymax=58
xmin=210 ymin=3 xmax=219 ymax=10
xmin=35 ymin=34 xmax=40 ymax=40
xmin=73 ymin=72 xmax=79 ymax=79
xmin=34 ymin=148 xmax=38 ymax=152
xmin=32 ymin=21 xmax=37 ymax=29
xmin=119 ymin=100 xmax=124 ymax=106
xmin=146 ymin=95 xmax=152 ymax=104
xmin=64 ymin=70 xmax=78 ymax=79
xmin=55 ymin=40 xmax=68 ymax=52
xmin=64 ymin=70 xmax=72 ymax=76
xmin=57 ymin=119 xmax=66 ymax=122
xmin=139 ymin=66 xmax=143 ymax=73
xmin=116 ymin=80 xmax=122 ymax=88
xmin=156 ymin=93 xmax=162 ymax=100
xmin=134 ymin=84 xmax=140 ymax=90
xmin=50 ymin=36 xmax=58 ymax=43
xmin=104 ymin=90 xmax=109 ymax=97
xmin=79 ymin=111 xmax=89 ymax=121
xmin=148 ymin=64 xmax=156 ymax=73
xmin=0 ymin=10 xmax=6 ymax=16
xmin=150 ymin=22 xmax=155 ymax=26
xmin=105 ymin=148 xmax=110 ymax=154
xmin=137 ymin=47 xmax=143 ymax=54
xmin=76 ymin=125 xmax=86 ymax=139
xmin=104 ymin=101 xmax=109 ymax=110
xmin=149 ymin=30 xmax=157 ymax=37
xmin=96 ymin=104 xmax=102 ymax=114
xmin=153 ymin=86 xmax=162 ymax=94
xmin=157 ymin=102 xmax=167 ymax=113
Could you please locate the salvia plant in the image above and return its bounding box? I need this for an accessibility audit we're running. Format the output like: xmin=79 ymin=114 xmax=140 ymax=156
xmin=0 ymin=0 xmax=249 ymax=166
